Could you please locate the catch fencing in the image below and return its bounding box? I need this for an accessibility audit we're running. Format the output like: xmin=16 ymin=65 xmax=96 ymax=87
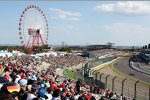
xmin=81 ymin=59 xmax=150 ymax=100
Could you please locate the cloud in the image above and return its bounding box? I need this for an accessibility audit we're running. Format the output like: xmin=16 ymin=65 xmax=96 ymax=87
xmin=49 ymin=8 xmax=81 ymax=20
xmin=68 ymin=17 xmax=80 ymax=21
xmin=94 ymin=1 xmax=150 ymax=16
xmin=103 ymin=22 xmax=150 ymax=46
xmin=104 ymin=22 xmax=150 ymax=33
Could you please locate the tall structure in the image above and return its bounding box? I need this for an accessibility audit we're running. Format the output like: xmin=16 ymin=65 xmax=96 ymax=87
xmin=107 ymin=42 xmax=115 ymax=48
xmin=19 ymin=5 xmax=49 ymax=52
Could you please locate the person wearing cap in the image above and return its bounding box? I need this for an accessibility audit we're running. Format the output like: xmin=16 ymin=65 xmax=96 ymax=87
xmin=44 ymin=87 xmax=53 ymax=100
xmin=26 ymin=84 xmax=41 ymax=100
xmin=19 ymin=79 xmax=28 ymax=86
xmin=38 ymin=84 xmax=48 ymax=100
xmin=18 ymin=79 xmax=28 ymax=100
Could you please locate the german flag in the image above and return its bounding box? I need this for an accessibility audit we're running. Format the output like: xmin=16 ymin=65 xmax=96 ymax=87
xmin=6 ymin=83 xmax=20 ymax=93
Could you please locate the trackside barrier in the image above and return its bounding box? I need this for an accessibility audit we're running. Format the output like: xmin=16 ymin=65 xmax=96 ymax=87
xmin=81 ymin=58 xmax=150 ymax=100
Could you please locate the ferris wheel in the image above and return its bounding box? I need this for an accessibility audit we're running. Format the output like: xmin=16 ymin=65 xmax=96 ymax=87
xmin=19 ymin=5 xmax=48 ymax=51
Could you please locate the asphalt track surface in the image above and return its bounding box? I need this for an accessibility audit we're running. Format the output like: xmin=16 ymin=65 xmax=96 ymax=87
xmin=113 ymin=57 xmax=150 ymax=84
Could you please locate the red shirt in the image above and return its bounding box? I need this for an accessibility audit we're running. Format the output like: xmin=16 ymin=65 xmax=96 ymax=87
xmin=0 ymin=65 xmax=3 ymax=69
xmin=90 ymin=86 xmax=94 ymax=92
xmin=50 ymin=83 xmax=57 ymax=89
xmin=98 ymin=88 xmax=103 ymax=93
xmin=21 ymin=74 xmax=26 ymax=79
xmin=85 ymin=93 xmax=91 ymax=100
xmin=54 ymin=85 xmax=59 ymax=90
xmin=105 ymin=91 xmax=110 ymax=97
xmin=61 ymin=83 xmax=66 ymax=89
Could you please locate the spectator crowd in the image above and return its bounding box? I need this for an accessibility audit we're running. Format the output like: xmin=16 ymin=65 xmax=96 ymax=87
xmin=0 ymin=53 xmax=131 ymax=100
xmin=90 ymin=49 xmax=125 ymax=57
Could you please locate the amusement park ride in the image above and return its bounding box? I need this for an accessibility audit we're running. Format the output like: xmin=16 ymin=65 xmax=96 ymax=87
xmin=19 ymin=5 xmax=48 ymax=53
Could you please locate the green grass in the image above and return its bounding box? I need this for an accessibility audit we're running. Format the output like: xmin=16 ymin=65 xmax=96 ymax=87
xmin=63 ymin=68 xmax=77 ymax=80
xmin=143 ymin=67 xmax=150 ymax=71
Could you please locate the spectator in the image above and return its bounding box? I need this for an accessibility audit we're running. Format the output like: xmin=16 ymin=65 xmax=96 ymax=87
xmin=44 ymin=87 xmax=53 ymax=100
xmin=52 ymin=89 xmax=61 ymax=100
xmin=26 ymin=84 xmax=41 ymax=100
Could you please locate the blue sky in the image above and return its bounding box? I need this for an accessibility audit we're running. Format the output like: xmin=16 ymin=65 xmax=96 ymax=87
xmin=0 ymin=1 xmax=150 ymax=46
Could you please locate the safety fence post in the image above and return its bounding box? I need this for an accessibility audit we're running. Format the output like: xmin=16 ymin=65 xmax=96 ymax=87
xmin=122 ymin=78 xmax=127 ymax=96
xmin=105 ymin=75 xmax=110 ymax=90
xmin=134 ymin=80 xmax=139 ymax=100
xmin=149 ymin=85 xmax=150 ymax=100
xmin=100 ymin=73 xmax=104 ymax=82
xmin=112 ymin=76 xmax=117 ymax=91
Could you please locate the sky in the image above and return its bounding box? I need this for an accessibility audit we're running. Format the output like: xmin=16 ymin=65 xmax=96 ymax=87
xmin=0 ymin=1 xmax=150 ymax=46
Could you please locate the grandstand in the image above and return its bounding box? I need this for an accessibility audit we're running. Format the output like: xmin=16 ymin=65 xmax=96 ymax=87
xmin=85 ymin=44 xmax=112 ymax=51
xmin=131 ymin=52 xmax=150 ymax=64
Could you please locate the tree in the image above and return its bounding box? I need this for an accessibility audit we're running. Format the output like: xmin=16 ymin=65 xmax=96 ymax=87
xmin=66 ymin=47 xmax=72 ymax=53
xmin=22 ymin=47 xmax=30 ymax=54
xmin=58 ymin=47 xmax=72 ymax=53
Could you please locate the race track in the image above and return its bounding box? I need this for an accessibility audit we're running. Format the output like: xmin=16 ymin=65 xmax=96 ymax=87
xmin=114 ymin=57 xmax=150 ymax=83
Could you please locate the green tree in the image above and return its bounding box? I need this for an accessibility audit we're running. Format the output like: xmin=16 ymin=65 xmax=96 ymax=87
xmin=22 ymin=47 xmax=30 ymax=54
xmin=66 ymin=47 xmax=72 ymax=53
xmin=59 ymin=47 xmax=72 ymax=53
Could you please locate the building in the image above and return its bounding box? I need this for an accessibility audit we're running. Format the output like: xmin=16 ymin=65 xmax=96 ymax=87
xmin=85 ymin=44 xmax=111 ymax=51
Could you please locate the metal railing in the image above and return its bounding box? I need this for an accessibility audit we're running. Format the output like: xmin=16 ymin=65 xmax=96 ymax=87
xmin=81 ymin=59 xmax=150 ymax=100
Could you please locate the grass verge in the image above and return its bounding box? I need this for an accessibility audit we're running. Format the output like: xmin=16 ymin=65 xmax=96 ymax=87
xmin=63 ymin=68 xmax=77 ymax=80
